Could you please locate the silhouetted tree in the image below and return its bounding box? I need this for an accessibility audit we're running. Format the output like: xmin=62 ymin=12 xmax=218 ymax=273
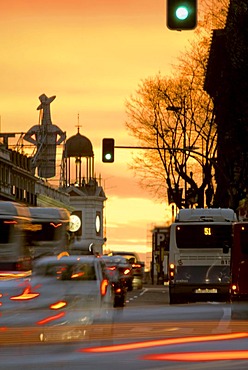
xmin=125 ymin=1 xmax=229 ymax=209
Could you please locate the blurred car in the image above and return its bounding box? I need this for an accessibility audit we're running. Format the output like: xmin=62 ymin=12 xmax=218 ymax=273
xmin=101 ymin=255 xmax=133 ymax=306
xmin=108 ymin=251 xmax=145 ymax=289
xmin=0 ymin=255 xmax=114 ymax=340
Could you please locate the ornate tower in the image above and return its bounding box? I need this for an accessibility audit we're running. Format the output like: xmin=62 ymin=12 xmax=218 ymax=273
xmin=60 ymin=126 xmax=106 ymax=255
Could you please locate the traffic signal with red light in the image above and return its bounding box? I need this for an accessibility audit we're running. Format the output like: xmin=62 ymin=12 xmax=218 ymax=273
xmin=102 ymin=138 xmax=115 ymax=163
xmin=166 ymin=0 xmax=197 ymax=30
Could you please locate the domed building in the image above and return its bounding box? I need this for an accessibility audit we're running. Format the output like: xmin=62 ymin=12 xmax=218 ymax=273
xmin=60 ymin=127 xmax=107 ymax=255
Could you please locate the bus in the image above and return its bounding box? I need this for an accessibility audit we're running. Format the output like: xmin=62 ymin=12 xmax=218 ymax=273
xmin=168 ymin=208 xmax=237 ymax=304
xmin=28 ymin=207 xmax=70 ymax=259
xmin=0 ymin=201 xmax=32 ymax=272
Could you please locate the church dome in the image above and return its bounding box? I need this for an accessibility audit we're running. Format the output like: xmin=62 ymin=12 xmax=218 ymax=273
xmin=66 ymin=132 xmax=94 ymax=158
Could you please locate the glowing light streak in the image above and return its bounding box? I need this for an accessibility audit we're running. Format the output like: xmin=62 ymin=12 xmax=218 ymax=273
xmin=50 ymin=301 xmax=67 ymax=310
xmin=10 ymin=287 xmax=40 ymax=300
xmin=71 ymin=272 xmax=85 ymax=279
xmin=36 ymin=311 xmax=65 ymax=325
xmin=82 ymin=332 xmax=248 ymax=353
xmin=144 ymin=350 xmax=248 ymax=362
xmin=57 ymin=251 xmax=70 ymax=260
xmin=100 ymin=279 xmax=109 ymax=296
xmin=50 ymin=222 xmax=62 ymax=228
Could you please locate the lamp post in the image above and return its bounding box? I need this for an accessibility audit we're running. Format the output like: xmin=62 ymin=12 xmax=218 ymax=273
xmin=166 ymin=99 xmax=188 ymax=206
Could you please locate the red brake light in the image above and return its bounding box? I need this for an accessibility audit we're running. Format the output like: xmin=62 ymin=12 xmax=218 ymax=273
xmin=107 ymin=266 xmax=116 ymax=271
xmin=132 ymin=263 xmax=141 ymax=268
xmin=101 ymin=279 xmax=109 ymax=296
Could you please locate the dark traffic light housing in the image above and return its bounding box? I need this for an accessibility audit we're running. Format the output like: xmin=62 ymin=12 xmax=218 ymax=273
xmin=102 ymin=138 xmax=115 ymax=162
xmin=166 ymin=0 xmax=197 ymax=30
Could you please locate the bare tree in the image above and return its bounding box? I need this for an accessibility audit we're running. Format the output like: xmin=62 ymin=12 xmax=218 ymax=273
xmin=125 ymin=1 xmax=229 ymax=209
xmin=125 ymin=74 xmax=216 ymax=209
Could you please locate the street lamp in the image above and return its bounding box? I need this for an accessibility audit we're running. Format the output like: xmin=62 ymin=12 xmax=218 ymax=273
xmin=166 ymin=101 xmax=188 ymax=205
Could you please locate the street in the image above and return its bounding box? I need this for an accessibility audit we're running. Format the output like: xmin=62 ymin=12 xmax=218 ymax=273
xmin=2 ymin=285 xmax=248 ymax=369
xmin=126 ymin=284 xmax=169 ymax=306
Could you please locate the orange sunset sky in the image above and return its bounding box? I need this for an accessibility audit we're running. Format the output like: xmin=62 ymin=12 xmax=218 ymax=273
xmin=0 ymin=0 xmax=199 ymax=258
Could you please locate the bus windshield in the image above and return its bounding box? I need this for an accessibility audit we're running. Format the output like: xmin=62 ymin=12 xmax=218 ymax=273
xmin=176 ymin=224 xmax=232 ymax=249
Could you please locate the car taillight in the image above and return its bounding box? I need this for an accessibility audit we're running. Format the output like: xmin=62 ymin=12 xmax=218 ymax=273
xmin=50 ymin=301 xmax=67 ymax=310
xmin=100 ymin=279 xmax=109 ymax=296
xmin=107 ymin=266 xmax=116 ymax=271
xmin=106 ymin=266 xmax=116 ymax=277
xmin=10 ymin=286 xmax=40 ymax=301
xmin=132 ymin=263 xmax=141 ymax=269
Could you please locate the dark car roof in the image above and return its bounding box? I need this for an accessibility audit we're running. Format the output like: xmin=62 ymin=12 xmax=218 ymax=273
xmin=109 ymin=251 xmax=139 ymax=262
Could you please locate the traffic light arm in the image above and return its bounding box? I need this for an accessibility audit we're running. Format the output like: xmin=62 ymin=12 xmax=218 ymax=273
xmin=102 ymin=138 xmax=212 ymax=163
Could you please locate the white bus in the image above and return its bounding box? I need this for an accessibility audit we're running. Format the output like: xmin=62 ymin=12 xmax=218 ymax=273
xmin=0 ymin=201 xmax=32 ymax=272
xmin=28 ymin=207 xmax=70 ymax=259
xmin=168 ymin=208 xmax=237 ymax=304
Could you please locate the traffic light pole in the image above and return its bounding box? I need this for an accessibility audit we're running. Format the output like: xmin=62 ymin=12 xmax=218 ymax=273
xmin=114 ymin=145 xmax=201 ymax=156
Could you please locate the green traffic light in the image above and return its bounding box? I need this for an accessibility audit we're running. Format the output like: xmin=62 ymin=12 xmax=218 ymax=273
xmin=176 ymin=6 xmax=189 ymax=20
xmin=102 ymin=138 xmax=115 ymax=162
xmin=166 ymin=0 xmax=197 ymax=31
xmin=104 ymin=153 xmax=112 ymax=161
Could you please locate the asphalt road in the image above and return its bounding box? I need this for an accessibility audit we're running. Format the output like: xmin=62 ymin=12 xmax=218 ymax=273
xmin=3 ymin=284 xmax=248 ymax=370
xmin=126 ymin=284 xmax=169 ymax=306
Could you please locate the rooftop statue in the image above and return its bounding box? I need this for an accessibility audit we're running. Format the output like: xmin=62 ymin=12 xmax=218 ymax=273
xmin=24 ymin=94 xmax=66 ymax=178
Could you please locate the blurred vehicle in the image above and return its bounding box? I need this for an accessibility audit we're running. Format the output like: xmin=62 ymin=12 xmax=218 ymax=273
xmin=108 ymin=251 xmax=145 ymax=289
xmin=0 ymin=201 xmax=33 ymax=272
xmin=28 ymin=207 xmax=70 ymax=259
xmin=0 ymin=255 xmax=113 ymax=340
xmin=101 ymin=255 xmax=133 ymax=306
xmin=0 ymin=201 xmax=72 ymax=273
